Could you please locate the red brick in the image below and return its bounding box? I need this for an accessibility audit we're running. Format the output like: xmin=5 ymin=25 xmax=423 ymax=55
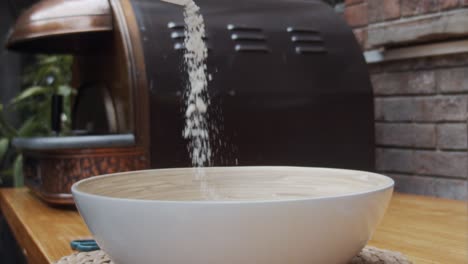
xmin=401 ymin=0 xmax=417 ymax=16
xmin=388 ymin=174 xmax=468 ymax=200
xmin=368 ymin=0 xmax=384 ymax=23
xmin=376 ymin=148 xmax=468 ymax=178
xmin=376 ymin=148 xmax=414 ymax=173
xmin=437 ymin=124 xmax=467 ymax=150
xmin=375 ymin=96 xmax=467 ymax=122
xmin=375 ymin=123 xmax=436 ymax=148
xmin=345 ymin=0 xmax=365 ymax=6
xmin=423 ymin=0 xmax=440 ymax=13
xmin=344 ymin=3 xmax=368 ymax=27
xmin=441 ymin=0 xmax=459 ymax=9
xmin=401 ymin=0 xmax=439 ymax=17
xmin=367 ymin=9 xmax=468 ymax=48
xmin=436 ymin=67 xmax=468 ymax=93
xmin=368 ymin=0 xmax=400 ymax=23
xmin=383 ymin=0 xmax=401 ymax=19
xmin=353 ymin=28 xmax=367 ymax=48
xmin=413 ymin=150 xmax=467 ymax=178
xmin=463 ymin=0 xmax=468 ymax=6
xmin=371 ymin=71 xmax=436 ymax=95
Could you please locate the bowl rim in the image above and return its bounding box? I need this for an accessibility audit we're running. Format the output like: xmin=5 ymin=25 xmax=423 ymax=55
xmin=71 ymin=166 xmax=394 ymax=204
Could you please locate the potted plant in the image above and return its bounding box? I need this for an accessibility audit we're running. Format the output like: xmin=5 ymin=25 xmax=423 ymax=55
xmin=0 ymin=55 xmax=74 ymax=187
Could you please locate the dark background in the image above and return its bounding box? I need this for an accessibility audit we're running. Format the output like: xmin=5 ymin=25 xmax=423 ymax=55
xmin=1 ymin=1 xmax=37 ymax=263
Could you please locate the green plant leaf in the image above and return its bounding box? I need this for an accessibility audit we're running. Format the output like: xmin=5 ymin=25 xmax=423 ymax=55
xmin=0 ymin=104 xmax=17 ymax=138
xmin=0 ymin=138 xmax=9 ymax=163
xmin=17 ymin=116 xmax=48 ymax=137
xmin=0 ymin=168 xmax=13 ymax=178
xmin=0 ymin=122 xmax=16 ymax=138
xmin=13 ymin=154 xmax=23 ymax=187
xmin=10 ymin=86 xmax=52 ymax=104
xmin=38 ymin=56 xmax=59 ymax=65
xmin=57 ymin=85 xmax=73 ymax=97
xmin=0 ymin=54 xmax=74 ymax=186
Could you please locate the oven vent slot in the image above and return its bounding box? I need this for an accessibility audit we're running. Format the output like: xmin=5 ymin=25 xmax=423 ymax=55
xmin=171 ymin=31 xmax=209 ymax=40
xmin=173 ymin=42 xmax=212 ymax=51
xmin=168 ymin=22 xmax=184 ymax=29
xmin=231 ymin=32 xmax=265 ymax=41
xmin=227 ymin=24 xmax=262 ymax=32
xmin=174 ymin=42 xmax=185 ymax=50
xmin=291 ymin=35 xmax=322 ymax=43
xmin=168 ymin=22 xmax=185 ymax=51
xmin=287 ymin=27 xmax=319 ymax=34
xmin=295 ymin=46 xmax=326 ymax=54
xmin=287 ymin=27 xmax=326 ymax=54
xmin=171 ymin=31 xmax=185 ymax=39
xmin=234 ymin=44 xmax=269 ymax=53
xmin=228 ymin=24 xmax=270 ymax=53
xmin=168 ymin=22 xmax=209 ymax=51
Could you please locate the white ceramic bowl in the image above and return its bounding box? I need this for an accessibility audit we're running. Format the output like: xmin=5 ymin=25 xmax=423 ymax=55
xmin=72 ymin=167 xmax=394 ymax=264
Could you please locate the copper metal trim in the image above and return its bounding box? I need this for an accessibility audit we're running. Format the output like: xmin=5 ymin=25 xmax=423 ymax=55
xmin=6 ymin=0 xmax=113 ymax=53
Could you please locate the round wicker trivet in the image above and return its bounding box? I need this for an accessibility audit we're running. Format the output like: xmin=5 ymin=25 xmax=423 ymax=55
xmin=55 ymin=246 xmax=412 ymax=264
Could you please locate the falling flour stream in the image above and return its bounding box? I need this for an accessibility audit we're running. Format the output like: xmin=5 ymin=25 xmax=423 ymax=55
xmin=181 ymin=0 xmax=211 ymax=169
xmin=162 ymin=0 xmax=213 ymax=169
xmin=162 ymin=0 xmax=218 ymax=197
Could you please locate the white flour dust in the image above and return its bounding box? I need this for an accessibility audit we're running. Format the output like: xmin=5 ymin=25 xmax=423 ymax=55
xmin=163 ymin=0 xmax=222 ymax=198
xmin=180 ymin=0 xmax=225 ymax=200
xmin=181 ymin=0 xmax=212 ymax=169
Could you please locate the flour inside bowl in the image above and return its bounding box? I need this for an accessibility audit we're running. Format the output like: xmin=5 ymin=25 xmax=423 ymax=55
xmin=75 ymin=167 xmax=394 ymax=201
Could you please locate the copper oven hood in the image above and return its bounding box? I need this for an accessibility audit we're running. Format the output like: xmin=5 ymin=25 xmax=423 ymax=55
xmin=6 ymin=0 xmax=113 ymax=53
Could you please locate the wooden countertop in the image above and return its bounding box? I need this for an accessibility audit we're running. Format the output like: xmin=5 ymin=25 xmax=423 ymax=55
xmin=0 ymin=188 xmax=466 ymax=264
xmin=0 ymin=188 xmax=91 ymax=264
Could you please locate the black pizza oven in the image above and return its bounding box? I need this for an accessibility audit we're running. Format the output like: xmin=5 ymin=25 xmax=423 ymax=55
xmin=7 ymin=0 xmax=374 ymax=204
xmin=137 ymin=0 xmax=375 ymax=169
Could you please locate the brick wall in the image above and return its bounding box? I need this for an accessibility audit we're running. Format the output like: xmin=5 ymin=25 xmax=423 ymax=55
xmin=345 ymin=0 xmax=468 ymax=49
xmin=344 ymin=1 xmax=468 ymax=200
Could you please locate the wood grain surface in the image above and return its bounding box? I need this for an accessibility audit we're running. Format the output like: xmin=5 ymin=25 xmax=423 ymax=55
xmin=369 ymin=193 xmax=468 ymax=264
xmin=0 ymin=188 xmax=466 ymax=264
xmin=0 ymin=188 xmax=91 ymax=264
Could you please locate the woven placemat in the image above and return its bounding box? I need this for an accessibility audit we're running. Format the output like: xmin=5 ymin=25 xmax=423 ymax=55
xmin=56 ymin=246 xmax=412 ymax=264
